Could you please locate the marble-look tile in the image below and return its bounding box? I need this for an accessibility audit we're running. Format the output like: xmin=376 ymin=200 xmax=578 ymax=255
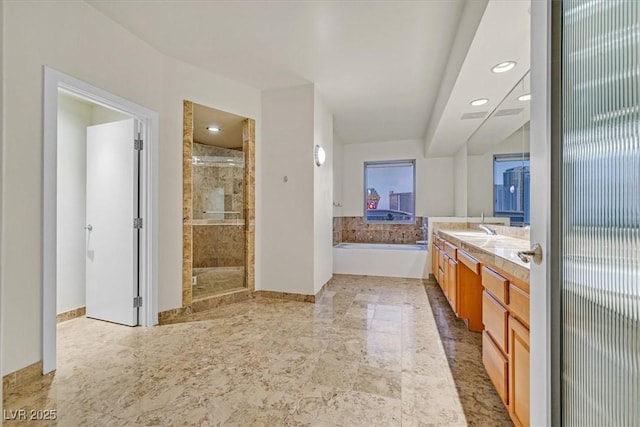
xmin=353 ymin=364 xmax=401 ymax=399
xmin=310 ymin=353 xmax=360 ymax=389
xmin=3 ymin=274 xmax=510 ymax=426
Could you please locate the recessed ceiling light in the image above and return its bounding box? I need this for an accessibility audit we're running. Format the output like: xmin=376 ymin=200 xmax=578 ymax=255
xmin=470 ymin=98 xmax=489 ymax=106
xmin=518 ymin=94 xmax=531 ymax=101
xmin=207 ymin=126 xmax=220 ymax=132
xmin=491 ymin=61 xmax=517 ymax=73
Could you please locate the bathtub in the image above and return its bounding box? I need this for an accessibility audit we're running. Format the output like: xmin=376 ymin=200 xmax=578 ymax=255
xmin=333 ymin=243 xmax=428 ymax=279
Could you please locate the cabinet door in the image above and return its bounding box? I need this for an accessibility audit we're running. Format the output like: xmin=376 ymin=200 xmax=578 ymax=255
xmin=431 ymin=243 xmax=439 ymax=282
xmin=447 ymin=258 xmax=457 ymax=313
xmin=509 ymin=316 xmax=530 ymax=427
xmin=483 ymin=331 xmax=509 ymax=405
xmin=442 ymin=254 xmax=450 ymax=297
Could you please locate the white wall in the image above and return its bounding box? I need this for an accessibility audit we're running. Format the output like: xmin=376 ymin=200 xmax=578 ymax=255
xmin=453 ymin=144 xmax=467 ymax=216
xmin=2 ymin=1 xmax=261 ymax=375
xmin=341 ymin=139 xmax=454 ymax=218
xmin=261 ymin=85 xmax=315 ymax=295
xmin=313 ymin=89 xmax=333 ymax=293
xmin=467 ymin=127 xmax=530 ymax=217
xmin=333 ymin=133 xmax=344 ymax=217
xmin=0 ymin=0 xmax=5 ymax=408
xmin=56 ymin=96 xmax=91 ymax=314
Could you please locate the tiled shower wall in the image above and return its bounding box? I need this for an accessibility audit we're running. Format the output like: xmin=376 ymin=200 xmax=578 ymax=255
xmin=193 ymin=143 xmax=244 ymax=221
xmin=192 ymin=142 xmax=245 ymax=268
xmin=192 ymin=225 xmax=245 ymax=268
xmin=334 ymin=216 xmax=425 ymax=245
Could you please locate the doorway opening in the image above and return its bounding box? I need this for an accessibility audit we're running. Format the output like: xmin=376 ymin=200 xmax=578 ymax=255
xmin=178 ymin=100 xmax=255 ymax=314
xmin=43 ymin=68 xmax=159 ymax=374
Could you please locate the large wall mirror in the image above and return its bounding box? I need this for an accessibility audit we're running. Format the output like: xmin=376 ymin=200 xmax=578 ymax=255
xmin=466 ymin=71 xmax=531 ymax=226
xmin=182 ymin=101 xmax=255 ymax=309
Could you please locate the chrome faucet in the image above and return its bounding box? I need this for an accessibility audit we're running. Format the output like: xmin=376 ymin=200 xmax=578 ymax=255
xmin=479 ymin=224 xmax=497 ymax=235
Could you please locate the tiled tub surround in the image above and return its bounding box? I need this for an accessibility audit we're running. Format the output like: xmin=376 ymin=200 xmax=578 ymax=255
xmin=2 ymin=275 xmax=513 ymax=426
xmin=336 ymin=216 xmax=425 ymax=245
xmin=332 ymin=216 xmax=343 ymax=246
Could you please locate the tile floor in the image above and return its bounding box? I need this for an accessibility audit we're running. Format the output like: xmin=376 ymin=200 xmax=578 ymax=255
xmin=3 ymin=275 xmax=510 ymax=426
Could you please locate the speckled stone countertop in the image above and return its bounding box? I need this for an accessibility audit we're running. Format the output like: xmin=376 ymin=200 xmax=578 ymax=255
xmin=437 ymin=229 xmax=531 ymax=285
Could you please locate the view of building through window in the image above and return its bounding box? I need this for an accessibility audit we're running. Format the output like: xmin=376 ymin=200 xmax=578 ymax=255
xmin=493 ymin=153 xmax=530 ymax=226
xmin=364 ymin=160 xmax=415 ymax=223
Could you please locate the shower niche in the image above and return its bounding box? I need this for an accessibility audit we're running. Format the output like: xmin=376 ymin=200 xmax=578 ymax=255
xmin=183 ymin=101 xmax=255 ymax=306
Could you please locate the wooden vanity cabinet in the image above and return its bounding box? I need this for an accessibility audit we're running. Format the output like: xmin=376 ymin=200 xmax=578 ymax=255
xmin=432 ymin=235 xmax=459 ymax=314
xmin=456 ymin=249 xmax=483 ymax=332
xmin=508 ymin=315 xmax=530 ymax=427
xmin=481 ymin=266 xmax=530 ymax=427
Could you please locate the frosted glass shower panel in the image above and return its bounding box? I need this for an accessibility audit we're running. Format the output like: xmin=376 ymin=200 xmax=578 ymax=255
xmin=562 ymin=0 xmax=640 ymax=425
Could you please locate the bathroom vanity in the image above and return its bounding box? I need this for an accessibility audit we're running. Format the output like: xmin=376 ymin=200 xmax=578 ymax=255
xmin=433 ymin=228 xmax=531 ymax=427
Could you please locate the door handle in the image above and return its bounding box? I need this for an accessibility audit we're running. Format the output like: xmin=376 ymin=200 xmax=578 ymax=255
xmin=84 ymin=224 xmax=93 ymax=232
xmin=518 ymin=243 xmax=542 ymax=264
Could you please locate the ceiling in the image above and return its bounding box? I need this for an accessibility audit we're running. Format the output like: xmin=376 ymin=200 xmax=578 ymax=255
xmin=193 ymin=102 xmax=245 ymax=149
xmin=86 ymin=0 xmax=530 ymax=155
xmin=425 ymin=0 xmax=531 ymax=157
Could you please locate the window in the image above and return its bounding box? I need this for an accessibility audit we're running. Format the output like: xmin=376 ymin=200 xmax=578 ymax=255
xmin=364 ymin=160 xmax=415 ymax=223
xmin=493 ymin=153 xmax=530 ymax=226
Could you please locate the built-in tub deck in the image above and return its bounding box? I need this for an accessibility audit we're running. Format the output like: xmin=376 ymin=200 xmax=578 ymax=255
xmin=333 ymin=242 xmax=428 ymax=279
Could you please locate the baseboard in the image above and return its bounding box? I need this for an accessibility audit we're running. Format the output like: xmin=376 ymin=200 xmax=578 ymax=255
xmin=56 ymin=306 xmax=86 ymax=323
xmin=159 ymin=289 xmax=252 ymax=324
xmin=2 ymin=361 xmax=44 ymax=394
xmin=254 ymin=290 xmax=315 ymax=303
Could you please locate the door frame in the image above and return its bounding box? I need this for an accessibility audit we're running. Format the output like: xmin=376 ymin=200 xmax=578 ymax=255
xmin=530 ymin=1 xmax=562 ymax=425
xmin=42 ymin=67 xmax=159 ymax=374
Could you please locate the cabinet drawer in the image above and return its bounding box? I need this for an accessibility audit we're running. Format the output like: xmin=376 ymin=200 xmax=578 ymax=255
xmin=458 ymin=250 xmax=480 ymax=274
xmin=444 ymin=241 xmax=457 ymax=259
xmin=482 ymin=266 xmax=509 ymax=305
xmin=483 ymin=291 xmax=508 ymax=353
xmin=509 ymin=284 xmax=530 ymax=327
xmin=482 ymin=331 xmax=509 ymax=405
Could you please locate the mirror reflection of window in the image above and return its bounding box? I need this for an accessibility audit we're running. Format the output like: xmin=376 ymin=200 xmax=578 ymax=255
xmin=493 ymin=153 xmax=530 ymax=226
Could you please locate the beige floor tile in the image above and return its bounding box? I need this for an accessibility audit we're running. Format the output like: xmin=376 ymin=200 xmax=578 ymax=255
xmin=2 ymin=274 xmax=511 ymax=426
xmin=353 ymin=364 xmax=402 ymax=399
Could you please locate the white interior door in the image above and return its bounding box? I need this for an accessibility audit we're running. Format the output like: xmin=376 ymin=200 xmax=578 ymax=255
xmin=529 ymin=1 xmax=555 ymax=425
xmin=531 ymin=1 xmax=640 ymax=425
xmin=86 ymin=118 xmax=139 ymax=326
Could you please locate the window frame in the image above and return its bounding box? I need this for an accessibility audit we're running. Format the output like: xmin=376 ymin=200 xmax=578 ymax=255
xmin=492 ymin=152 xmax=531 ymax=226
xmin=363 ymin=159 xmax=416 ymax=224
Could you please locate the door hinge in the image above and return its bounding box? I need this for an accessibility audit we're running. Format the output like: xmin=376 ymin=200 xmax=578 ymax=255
xmin=134 ymin=218 xmax=143 ymax=229
xmin=133 ymin=296 xmax=143 ymax=308
xmin=134 ymin=139 xmax=143 ymax=151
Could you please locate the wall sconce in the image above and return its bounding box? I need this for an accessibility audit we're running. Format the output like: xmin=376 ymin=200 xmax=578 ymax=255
xmin=314 ymin=144 xmax=326 ymax=167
